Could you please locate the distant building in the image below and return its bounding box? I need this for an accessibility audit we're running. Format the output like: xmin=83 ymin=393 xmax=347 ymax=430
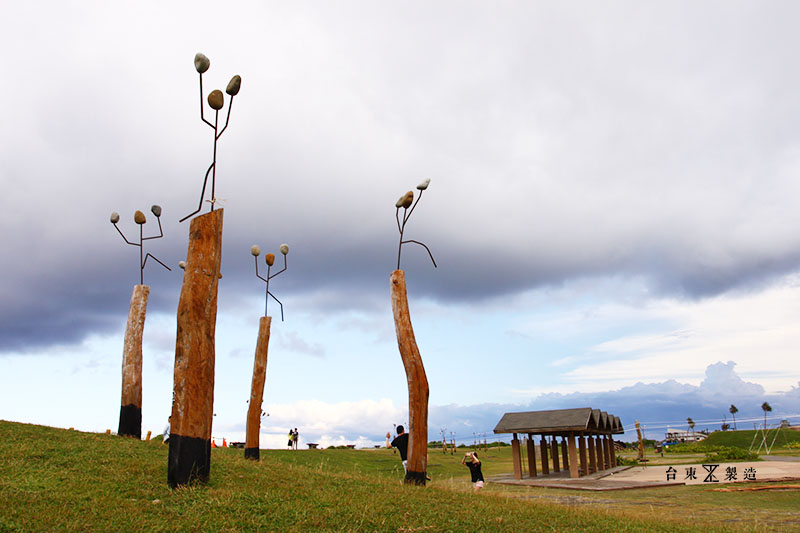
xmin=663 ymin=428 xmax=708 ymax=445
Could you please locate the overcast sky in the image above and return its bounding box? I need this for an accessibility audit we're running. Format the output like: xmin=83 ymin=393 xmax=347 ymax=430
xmin=2 ymin=1 xmax=799 ymax=446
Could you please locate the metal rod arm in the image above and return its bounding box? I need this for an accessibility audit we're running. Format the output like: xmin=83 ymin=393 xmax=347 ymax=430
xmin=268 ymin=255 xmax=287 ymax=280
xmin=114 ymin=224 xmax=139 ymax=247
xmin=400 ymin=239 xmax=437 ymax=268
xmin=217 ymin=96 xmax=234 ymax=139
xmin=254 ymin=256 xmax=268 ymax=283
xmin=199 ymin=74 xmax=214 ymax=129
xmin=142 ymin=216 xmax=165 ymax=241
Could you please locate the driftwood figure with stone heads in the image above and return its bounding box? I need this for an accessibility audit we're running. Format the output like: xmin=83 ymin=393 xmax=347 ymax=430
xmin=244 ymin=244 xmax=290 ymax=460
xmin=109 ymin=205 xmax=170 ymax=439
xmin=391 ymin=179 xmax=435 ymax=485
xmin=169 ymin=52 xmax=235 ymax=488
xmin=179 ymin=52 xmax=242 ymax=223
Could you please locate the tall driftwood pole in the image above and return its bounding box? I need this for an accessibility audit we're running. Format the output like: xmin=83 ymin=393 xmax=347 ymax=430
xmin=118 ymin=284 xmax=149 ymax=438
xmin=391 ymin=269 xmax=429 ymax=485
xmin=168 ymin=209 xmax=223 ymax=488
xmin=245 ymin=316 xmax=271 ymax=460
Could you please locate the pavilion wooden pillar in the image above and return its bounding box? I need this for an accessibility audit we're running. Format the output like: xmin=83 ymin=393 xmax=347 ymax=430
xmin=550 ymin=437 xmax=560 ymax=473
xmin=390 ymin=270 xmax=429 ymax=486
xmin=587 ymin=434 xmax=596 ymax=473
xmin=609 ymin=436 xmax=617 ymax=467
xmin=578 ymin=434 xmax=588 ymax=476
xmin=540 ymin=436 xmax=549 ymax=475
xmin=601 ymin=435 xmax=609 ymax=469
xmin=561 ymin=438 xmax=569 ymax=470
xmin=526 ymin=433 xmax=537 ymax=477
xmin=168 ymin=209 xmax=223 ymax=488
xmin=118 ymin=284 xmax=149 ymax=438
xmin=594 ymin=436 xmax=605 ymax=471
xmin=244 ymin=316 xmax=271 ymax=460
xmin=605 ymin=435 xmax=613 ymax=469
xmin=567 ymin=433 xmax=579 ymax=479
xmin=511 ymin=433 xmax=522 ymax=480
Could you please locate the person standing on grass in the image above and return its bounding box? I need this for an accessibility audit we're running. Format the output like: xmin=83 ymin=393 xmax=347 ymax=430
xmin=386 ymin=425 xmax=409 ymax=474
xmin=162 ymin=416 xmax=171 ymax=444
xmin=462 ymin=451 xmax=484 ymax=492
xmin=293 ymin=428 xmax=299 ymax=450
xmin=288 ymin=429 xmax=294 ymax=450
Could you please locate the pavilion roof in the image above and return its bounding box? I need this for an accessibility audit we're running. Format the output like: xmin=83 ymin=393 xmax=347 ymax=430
xmin=494 ymin=407 xmax=624 ymax=435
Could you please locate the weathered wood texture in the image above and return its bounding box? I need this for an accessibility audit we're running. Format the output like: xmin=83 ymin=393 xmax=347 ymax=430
xmin=245 ymin=316 xmax=271 ymax=460
xmin=540 ymin=436 xmax=549 ymax=475
xmin=551 ymin=438 xmax=560 ymax=473
xmin=578 ymin=435 xmax=588 ymax=476
xmin=568 ymin=433 xmax=579 ymax=478
xmin=118 ymin=284 xmax=149 ymax=438
xmin=526 ymin=433 xmax=537 ymax=477
xmin=390 ymin=270 xmax=429 ymax=485
xmin=168 ymin=209 xmax=223 ymax=488
xmin=511 ymin=433 xmax=522 ymax=480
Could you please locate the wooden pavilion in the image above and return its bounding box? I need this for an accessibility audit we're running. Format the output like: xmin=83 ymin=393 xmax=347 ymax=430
xmin=493 ymin=407 xmax=624 ymax=479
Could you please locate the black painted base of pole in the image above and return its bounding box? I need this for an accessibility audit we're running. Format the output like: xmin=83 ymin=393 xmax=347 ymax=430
xmin=118 ymin=404 xmax=142 ymax=438
xmin=168 ymin=434 xmax=211 ymax=488
xmin=244 ymin=447 xmax=260 ymax=460
xmin=405 ymin=470 xmax=427 ymax=486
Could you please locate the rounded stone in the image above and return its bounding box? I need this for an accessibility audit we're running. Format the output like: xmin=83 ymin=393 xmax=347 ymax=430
xmin=396 ymin=190 xmax=414 ymax=209
xmin=110 ymin=212 xmax=120 ymax=224
xmin=416 ymin=178 xmax=431 ymax=191
xmin=250 ymin=245 xmax=261 ymax=257
xmin=265 ymin=253 xmax=275 ymax=267
xmin=134 ymin=210 xmax=146 ymax=225
xmin=208 ymin=90 xmax=224 ymax=110
xmin=280 ymin=243 xmax=289 ymax=255
xmin=226 ymin=75 xmax=241 ymax=96
xmin=178 ymin=261 xmax=186 ymax=270
xmin=194 ymin=53 xmax=210 ymax=74
xmin=151 ymin=205 xmax=162 ymax=217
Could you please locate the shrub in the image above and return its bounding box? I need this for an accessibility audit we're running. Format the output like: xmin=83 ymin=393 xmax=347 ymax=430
xmin=704 ymin=446 xmax=759 ymax=462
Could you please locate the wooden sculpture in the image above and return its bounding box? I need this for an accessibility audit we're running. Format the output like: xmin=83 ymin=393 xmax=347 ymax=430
xmin=110 ymin=205 xmax=170 ymax=438
xmin=169 ymin=209 xmax=223 ymax=487
xmin=170 ymin=52 xmax=240 ymax=487
xmin=391 ymin=179 xmax=436 ymax=485
xmin=244 ymin=244 xmax=289 ymax=460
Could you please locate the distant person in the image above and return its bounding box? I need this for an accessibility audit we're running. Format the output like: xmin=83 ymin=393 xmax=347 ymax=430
xmin=162 ymin=416 xmax=171 ymax=444
xmin=288 ymin=429 xmax=294 ymax=450
xmin=462 ymin=451 xmax=484 ymax=492
xmin=386 ymin=425 xmax=409 ymax=474
xmin=293 ymin=428 xmax=299 ymax=450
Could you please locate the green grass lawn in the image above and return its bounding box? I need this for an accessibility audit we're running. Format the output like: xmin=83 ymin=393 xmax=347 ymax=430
xmin=1 ymin=421 xmax=798 ymax=531
xmin=701 ymin=428 xmax=800 ymax=452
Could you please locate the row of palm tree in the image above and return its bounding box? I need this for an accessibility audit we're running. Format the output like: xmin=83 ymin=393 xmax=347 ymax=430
xmin=689 ymin=403 xmax=774 ymax=435
xmin=727 ymin=402 xmax=772 ymax=430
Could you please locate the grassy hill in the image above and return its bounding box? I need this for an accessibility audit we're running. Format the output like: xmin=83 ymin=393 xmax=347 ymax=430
xmin=1 ymin=420 xmax=794 ymax=531
xmin=701 ymin=428 xmax=800 ymax=450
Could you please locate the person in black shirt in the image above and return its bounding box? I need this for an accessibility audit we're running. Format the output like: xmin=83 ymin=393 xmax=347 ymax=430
xmin=462 ymin=451 xmax=484 ymax=492
xmin=386 ymin=425 xmax=409 ymax=474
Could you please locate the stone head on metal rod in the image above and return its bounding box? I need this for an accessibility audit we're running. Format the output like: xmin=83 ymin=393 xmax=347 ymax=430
xmin=179 ymin=52 xmax=243 ymax=223
xmin=251 ymin=243 xmax=290 ymax=320
xmin=395 ymin=179 xmax=436 ymax=270
xmin=110 ymin=205 xmax=172 ymax=285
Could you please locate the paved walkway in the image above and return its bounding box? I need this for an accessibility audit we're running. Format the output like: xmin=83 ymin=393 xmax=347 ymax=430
xmin=488 ymin=460 xmax=800 ymax=491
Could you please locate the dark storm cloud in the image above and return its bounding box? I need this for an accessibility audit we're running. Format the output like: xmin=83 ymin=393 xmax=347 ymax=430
xmin=5 ymin=2 xmax=800 ymax=353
